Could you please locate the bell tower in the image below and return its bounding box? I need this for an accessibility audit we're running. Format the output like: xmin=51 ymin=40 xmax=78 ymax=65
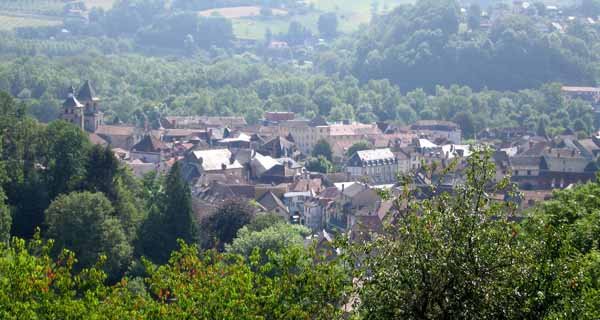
xmin=61 ymin=86 xmax=84 ymax=130
xmin=76 ymin=80 xmax=104 ymax=132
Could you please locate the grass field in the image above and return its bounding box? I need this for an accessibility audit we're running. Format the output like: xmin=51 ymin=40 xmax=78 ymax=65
xmin=84 ymin=0 xmax=115 ymax=9
xmin=0 ymin=14 xmax=61 ymax=30
xmin=231 ymin=0 xmax=416 ymax=40
xmin=199 ymin=6 xmax=288 ymax=18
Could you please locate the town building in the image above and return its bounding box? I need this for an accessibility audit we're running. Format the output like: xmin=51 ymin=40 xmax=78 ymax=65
xmin=130 ymin=135 xmax=170 ymax=164
xmin=410 ymin=120 xmax=462 ymax=144
xmin=61 ymin=80 xmax=104 ymax=132
xmin=285 ymin=116 xmax=381 ymax=156
xmin=346 ymin=148 xmax=401 ymax=184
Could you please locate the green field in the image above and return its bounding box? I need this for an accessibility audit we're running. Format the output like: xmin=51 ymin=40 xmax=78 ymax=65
xmin=84 ymin=0 xmax=116 ymax=9
xmin=0 ymin=14 xmax=61 ymax=30
xmin=233 ymin=0 xmax=414 ymax=40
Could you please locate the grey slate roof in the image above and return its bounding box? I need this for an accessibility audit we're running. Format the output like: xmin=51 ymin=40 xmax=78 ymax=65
xmin=77 ymin=80 xmax=99 ymax=102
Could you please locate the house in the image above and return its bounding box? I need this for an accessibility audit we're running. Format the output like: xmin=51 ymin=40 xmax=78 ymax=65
xmin=217 ymin=132 xmax=251 ymax=149
xmin=303 ymin=200 xmax=324 ymax=231
xmin=561 ymin=86 xmax=600 ymax=106
xmin=130 ymin=135 xmax=169 ymax=164
xmin=286 ymin=116 xmax=381 ymax=155
xmin=163 ymin=116 xmax=247 ymax=130
xmin=95 ymin=125 xmax=141 ymax=149
xmin=257 ymin=191 xmax=290 ymax=221
xmin=182 ymin=149 xmax=245 ymax=185
xmin=264 ymin=112 xmax=295 ymax=123
xmin=258 ymin=158 xmax=304 ymax=184
xmin=346 ymin=148 xmax=401 ymax=184
xmin=410 ymin=120 xmax=462 ymax=144
xmin=258 ymin=136 xmax=298 ymax=158
xmin=283 ymin=191 xmax=315 ymax=223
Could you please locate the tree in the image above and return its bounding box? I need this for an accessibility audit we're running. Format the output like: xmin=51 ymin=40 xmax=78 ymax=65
xmin=226 ymin=223 xmax=311 ymax=260
xmin=201 ymin=200 xmax=255 ymax=251
xmin=312 ymin=139 xmax=333 ymax=161
xmin=305 ymin=156 xmax=333 ymax=174
xmin=83 ymin=145 xmax=120 ymax=200
xmin=581 ymin=0 xmax=600 ymax=16
xmin=0 ymin=188 xmax=9 ymax=243
xmin=346 ymin=141 xmax=372 ymax=157
xmin=345 ymin=150 xmax=534 ymax=318
xmin=44 ymin=191 xmax=132 ymax=279
xmin=287 ymin=21 xmax=311 ymax=46
xmin=537 ymin=116 xmax=549 ymax=137
xmin=246 ymin=213 xmax=286 ymax=232
xmin=467 ymin=4 xmax=481 ymax=30
xmin=318 ymin=12 xmax=338 ymax=39
xmin=83 ymin=145 xmax=142 ymax=241
xmin=140 ymin=162 xmax=197 ymax=263
xmin=44 ymin=121 xmax=91 ymax=199
xmin=453 ymin=111 xmax=476 ymax=139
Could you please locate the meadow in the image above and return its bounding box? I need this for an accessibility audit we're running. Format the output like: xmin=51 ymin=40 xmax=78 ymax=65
xmin=0 ymin=13 xmax=61 ymax=30
xmin=232 ymin=0 xmax=414 ymax=40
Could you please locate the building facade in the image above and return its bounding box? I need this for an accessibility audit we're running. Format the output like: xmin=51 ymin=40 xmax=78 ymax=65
xmin=61 ymin=80 xmax=104 ymax=132
xmin=346 ymin=148 xmax=401 ymax=184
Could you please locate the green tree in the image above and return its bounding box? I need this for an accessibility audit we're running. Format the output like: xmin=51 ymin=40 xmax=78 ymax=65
xmin=44 ymin=121 xmax=91 ymax=199
xmin=226 ymin=223 xmax=310 ymax=260
xmin=305 ymin=156 xmax=333 ymax=174
xmin=140 ymin=162 xmax=197 ymax=263
xmin=83 ymin=145 xmax=143 ymax=241
xmin=453 ymin=111 xmax=476 ymax=139
xmin=246 ymin=213 xmax=286 ymax=232
xmin=312 ymin=139 xmax=333 ymax=161
xmin=201 ymin=200 xmax=255 ymax=251
xmin=44 ymin=191 xmax=132 ymax=279
xmin=345 ymin=150 xmax=533 ymax=318
xmin=318 ymin=12 xmax=338 ymax=39
xmin=346 ymin=141 xmax=372 ymax=157
xmin=82 ymin=145 xmax=120 ymax=200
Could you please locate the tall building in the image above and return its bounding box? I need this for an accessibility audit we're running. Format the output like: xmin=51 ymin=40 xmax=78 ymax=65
xmin=61 ymin=80 xmax=104 ymax=132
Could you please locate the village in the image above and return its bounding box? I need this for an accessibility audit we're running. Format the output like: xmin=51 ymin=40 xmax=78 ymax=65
xmin=60 ymin=80 xmax=600 ymax=243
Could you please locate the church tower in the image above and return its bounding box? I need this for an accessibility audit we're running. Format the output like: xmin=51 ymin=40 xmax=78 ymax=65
xmin=76 ymin=80 xmax=104 ymax=132
xmin=61 ymin=86 xmax=84 ymax=130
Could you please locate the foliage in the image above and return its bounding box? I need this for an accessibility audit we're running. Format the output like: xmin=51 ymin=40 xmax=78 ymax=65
xmin=346 ymin=140 xmax=373 ymax=157
xmin=312 ymin=138 xmax=333 ymax=160
xmin=201 ymin=199 xmax=255 ymax=251
xmin=226 ymin=223 xmax=310 ymax=260
xmin=318 ymin=12 xmax=338 ymax=39
xmin=44 ymin=191 xmax=132 ymax=280
xmin=44 ymin=121 xmax=91 ymax=199
xmin=139 ymin=162 xmax=197 ymax=264
xmin=345 ymin=150 xmax=535 ymax=318
xmin=352 ymin=0 xmax=597 ymax=91
xmin=305 ymin=155 xmax=333 ymax=173
xmin=246 ymin=212 xmax=286 ymax=232
xmin=0 ymin=235 xmax=350 ymax=319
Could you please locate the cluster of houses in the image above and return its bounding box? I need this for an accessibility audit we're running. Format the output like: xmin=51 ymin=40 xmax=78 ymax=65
xmin=468 ymin=0 xmax=600 ymax=34
xmin=62 ymin=81 xmax=600 ymax=242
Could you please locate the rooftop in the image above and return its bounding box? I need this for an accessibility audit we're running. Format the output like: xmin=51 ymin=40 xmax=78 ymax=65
xmin=191 ymin=149 xmax=244 ymax=171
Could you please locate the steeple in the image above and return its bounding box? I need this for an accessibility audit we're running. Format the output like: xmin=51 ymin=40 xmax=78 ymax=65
xmin=61 ymin=85 xmax=84 ymax=130
xmin=77 ymin=80 xmax=99 ymax=103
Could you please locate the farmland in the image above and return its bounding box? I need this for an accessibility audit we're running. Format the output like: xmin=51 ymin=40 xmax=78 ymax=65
xmin=199 ymin=6 xmax=288 ymax=18
xmin=0 ymin=13 xmax=61 ymax=31
xmin=231 ymin=0 xmax=414 ymax=40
